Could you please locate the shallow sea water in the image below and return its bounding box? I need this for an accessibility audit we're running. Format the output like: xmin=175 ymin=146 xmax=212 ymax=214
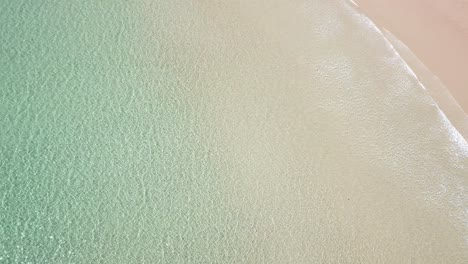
xmin=1 ymin=0 xmax=467 ymax=263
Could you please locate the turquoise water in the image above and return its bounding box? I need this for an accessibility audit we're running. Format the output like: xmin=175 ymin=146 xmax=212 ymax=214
xmin=0 ymin=1 xmax=244 ymax=263
xmin=1 ymin=0 xmax=468 ymax=263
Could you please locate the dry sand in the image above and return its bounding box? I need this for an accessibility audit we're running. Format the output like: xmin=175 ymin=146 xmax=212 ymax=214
xmin=352 ymin=0 xmax=468 ymax=126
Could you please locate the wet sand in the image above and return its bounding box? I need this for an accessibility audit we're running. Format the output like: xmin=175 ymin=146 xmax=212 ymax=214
xmin=190 ymin=0 xmax=468 ymax=262
xmin=352 ymin=0 xmax=468 ymax=118
xmin=1 ymin=0 xmax=467 ymax=263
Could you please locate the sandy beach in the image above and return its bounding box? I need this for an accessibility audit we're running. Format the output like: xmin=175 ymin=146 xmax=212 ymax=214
xmin=1 ymin=0 xmax=467 ymax=263
xmin=188 ymin=1 xmax=468 ymax=262
xmin=352 ymin=0 xmax=468 ymax=132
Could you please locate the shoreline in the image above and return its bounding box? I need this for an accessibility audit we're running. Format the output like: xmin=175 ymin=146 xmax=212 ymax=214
xmin=350 ymin=0 xmax=468 ymax=138
xmin=190 ymin=1 xmax=468 ymax=261
xmin=382 ymin=28 xmax=468 ymax=139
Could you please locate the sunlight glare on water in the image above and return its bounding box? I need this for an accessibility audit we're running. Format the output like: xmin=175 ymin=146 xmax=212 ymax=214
xmin=1 ymin=0 xmax=467 ymax=263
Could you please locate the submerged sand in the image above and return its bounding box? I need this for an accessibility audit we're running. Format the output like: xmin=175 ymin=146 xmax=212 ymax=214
xmin=353 ymin=0 xmax=468 ymax=116
xmin=1 ymin=0 xmax=467 ymax=263
xmin=184 ymin=0 xmax=468 ymax=262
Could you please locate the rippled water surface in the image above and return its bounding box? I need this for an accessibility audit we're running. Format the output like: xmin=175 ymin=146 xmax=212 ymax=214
xmin=1 ymin=0 xmax=467 ymax=263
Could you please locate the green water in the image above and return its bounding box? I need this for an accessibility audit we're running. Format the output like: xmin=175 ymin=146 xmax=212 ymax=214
xmin=0 ymin=1 xmax=244 ymax=263
xmin=2 ymin=0 xmax=468 ymax=263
